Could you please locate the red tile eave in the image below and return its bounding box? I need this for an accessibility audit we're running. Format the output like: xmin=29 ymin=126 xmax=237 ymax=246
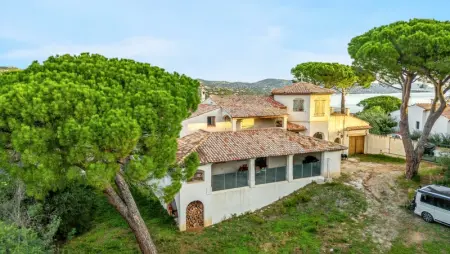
xmin=232 ymin=114 xmax=289 ymax=119
xmin=199 ymin=147 xmax=346 ymax=164
xmin=272 ymin=92 xmax=334 ymax=95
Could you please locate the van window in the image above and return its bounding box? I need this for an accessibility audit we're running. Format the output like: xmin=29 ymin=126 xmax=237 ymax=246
xmin=420 ymin=194 xmax=435 ymax=205
xmin=435 ymin=197 xmax=450 ymax=211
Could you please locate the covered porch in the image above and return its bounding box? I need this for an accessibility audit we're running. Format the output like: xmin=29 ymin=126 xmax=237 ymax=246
xmin=211 ymin=153 xmax=322 ymax=192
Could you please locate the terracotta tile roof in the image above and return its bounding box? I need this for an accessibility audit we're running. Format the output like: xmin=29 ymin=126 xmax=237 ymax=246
xmin=209 ymin=95 xmax=288 ymax=118
xmin=415 ymin=103 xmax=450 ymax=119
xmin=176 ymin=130 xmax=210 ymax=162
xmin=188 ymin=104 xmax=220 ymax=118
xmin=287 ymin=122 xmax=307 ymax=132
xmin=345 ymin=126 xmax=372 ymax=131
xmin=272 ymin=82 xmax=335 ymax=95
xmin=177 ymin=128 xmax=346 ymax=164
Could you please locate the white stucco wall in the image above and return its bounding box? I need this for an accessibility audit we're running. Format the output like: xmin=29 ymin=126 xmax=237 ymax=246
xmin=211 ymin=160 xmax=247 ymax=175
xmin=365 ymin=133 xmax=419 ymax=157
xmin=429 ymin=114 xmax=450 ymax=135
xmin=181 ymin=108 xmax=232 ymax=137
xmin=273 ymin=94 xmax=311 ymax=122
xmin=408 ymin=105 xmax=427 ymax=132
xmin=174 ymin=151 xmax=342 ymax=231
xmin=322 ymin=151 xmax=342 ymax=177
xmin=390 ymin=106 xmax=449 ymax=135
xmin=309 ymin=121 xmax=329 ymax=140
xmin=268 ymin=156 xmax=287 ymax=168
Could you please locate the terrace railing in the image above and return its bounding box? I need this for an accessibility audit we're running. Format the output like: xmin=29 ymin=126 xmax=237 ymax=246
xmin=293 ymin=162 xmax=321 ymax=179
xmin=255 ymin=166 xmax=287 ymax=185
xmin=212 ymin=171 xmax=248 ymax=191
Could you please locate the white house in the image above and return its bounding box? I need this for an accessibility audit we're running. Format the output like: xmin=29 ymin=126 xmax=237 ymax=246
xmin=390 ymin=103 xmax=450 ymax=135
xmin=161 ymin=82 xmax=372 ymax=231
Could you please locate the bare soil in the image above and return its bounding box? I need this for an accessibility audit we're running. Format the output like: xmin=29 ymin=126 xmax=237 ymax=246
xmin=340 ymin=158 xmax=447 ymax=251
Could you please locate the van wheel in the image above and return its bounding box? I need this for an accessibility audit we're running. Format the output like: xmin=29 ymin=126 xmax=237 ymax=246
xmin=422 ymin=212 xmax=434 ymax=223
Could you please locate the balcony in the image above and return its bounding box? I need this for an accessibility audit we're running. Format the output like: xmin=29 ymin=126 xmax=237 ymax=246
xmin=209 ymin=155 xmax=322 ymax=192
xmin=330 ymin=107 xmax=350 ymax=116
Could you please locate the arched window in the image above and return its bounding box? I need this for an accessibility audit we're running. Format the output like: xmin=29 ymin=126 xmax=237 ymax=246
xmin=293 ymin=98 xmax=304 ymax=112
xmin=313 ymin=132 xmax=324 ymax=140
xmin=334 ymin=137 xmax=341 ymax=144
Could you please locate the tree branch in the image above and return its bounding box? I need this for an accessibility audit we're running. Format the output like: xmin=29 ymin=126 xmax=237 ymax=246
xmin=103 ymin=185 xmax=128 ymax=218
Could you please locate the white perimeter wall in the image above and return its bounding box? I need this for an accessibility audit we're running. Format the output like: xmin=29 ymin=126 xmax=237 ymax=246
xmin=365 ymin=133 xmax=417 ymax=157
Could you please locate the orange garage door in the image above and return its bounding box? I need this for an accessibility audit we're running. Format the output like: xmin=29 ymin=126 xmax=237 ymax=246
xmin=349 ymin=136 xmax=365 ymax=155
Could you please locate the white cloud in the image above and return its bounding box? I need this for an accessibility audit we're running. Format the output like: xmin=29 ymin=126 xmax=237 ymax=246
xmin=0 ymin=36 xmax=177 ymax=60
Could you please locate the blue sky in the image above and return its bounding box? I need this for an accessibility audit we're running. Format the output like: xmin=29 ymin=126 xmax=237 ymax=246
xmin=1 ymin=1 xmax=449 ymax=82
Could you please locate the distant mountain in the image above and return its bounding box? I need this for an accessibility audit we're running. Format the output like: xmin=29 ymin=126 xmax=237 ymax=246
xmin=198 ymin=78 xmax=407 ymax=95
xmin=198 ymin=78 xmax=292 ymax=95
xmin=0 ymin=66 xmax=19 ymax=73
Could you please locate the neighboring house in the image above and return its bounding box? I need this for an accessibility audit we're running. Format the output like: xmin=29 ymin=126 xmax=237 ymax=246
xmin=390 ymin=103 xmax=450 ymax=135
xmin=161 ymin=82 xmax=371 ymax=231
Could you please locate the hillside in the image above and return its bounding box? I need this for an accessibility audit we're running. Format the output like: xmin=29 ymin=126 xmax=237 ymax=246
xmin=198 ymin=78 xmax=403 ymax=95
xmin=0 ymin=66 xmax=20 ymax=73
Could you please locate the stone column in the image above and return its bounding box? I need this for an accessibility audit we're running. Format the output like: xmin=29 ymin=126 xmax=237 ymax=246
xmin=232 ymin=118 xmax=238 ymax=132
xmin=283 ymin=116 xmax=288 ymax=130
xmin=248 ymin=158 xmax=255 ymax=187
xmin=286 ymin=154 xmax=293 ymax=182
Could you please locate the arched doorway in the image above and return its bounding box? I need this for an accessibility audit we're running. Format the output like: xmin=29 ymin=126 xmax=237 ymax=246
xmin=313 ymin=132 xmax=324 ymax=140
xmin=334 ymin=137 xmax=341 ymax=144
xmin=186 ymin=201 xmax=204 ymax=229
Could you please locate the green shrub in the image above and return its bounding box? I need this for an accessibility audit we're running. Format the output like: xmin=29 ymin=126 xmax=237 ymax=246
xmin=248 ymin=214 xmax=265 ymax=225
xmin=0 ymin=220 xmax=47 ymax=254
xmin=410 ymin=130 xmax=422 ymax=141
xmin=0 ymin=173 xmax=98 ymax=243
xmin=42 ymin=184 xmax=99 ymax=240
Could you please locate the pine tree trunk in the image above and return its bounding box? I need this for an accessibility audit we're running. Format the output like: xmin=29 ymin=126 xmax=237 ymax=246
xmin=104 ymin=173 xmax=158 ymax=254
xmin=341 ymin=88 xmax=346 ymax=114
xmin=399 ymin=75 xmax=448 ymax=179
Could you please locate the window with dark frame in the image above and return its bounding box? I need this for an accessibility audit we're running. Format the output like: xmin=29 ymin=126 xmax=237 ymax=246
xmin=293 ymin=98 xmax=304 ymax=112
xmin=207 ymin=116 xmax=216 ymax=127
xmin=416 ymin=121 xmax=420 ymax=130
xmin=421 ymin=194 xmax=450 ymax=211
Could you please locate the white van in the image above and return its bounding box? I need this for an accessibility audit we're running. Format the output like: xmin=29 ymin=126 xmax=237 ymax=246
xmin=413 ymin=185 xmax=450 ymax=226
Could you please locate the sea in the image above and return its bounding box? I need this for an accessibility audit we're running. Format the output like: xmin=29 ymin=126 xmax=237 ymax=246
xmin=332 ymin=92 xmax=440 ymax=113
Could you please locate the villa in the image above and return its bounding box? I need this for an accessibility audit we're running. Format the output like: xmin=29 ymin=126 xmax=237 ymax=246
xmin=162 ymin=82 xmax=372 ymax=231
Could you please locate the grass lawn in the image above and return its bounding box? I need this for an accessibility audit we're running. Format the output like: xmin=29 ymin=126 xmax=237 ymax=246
xmin=63 ymin=182 xmax=375 ymax=253
xmin=351 ymin=154 xmax=406 ymax=164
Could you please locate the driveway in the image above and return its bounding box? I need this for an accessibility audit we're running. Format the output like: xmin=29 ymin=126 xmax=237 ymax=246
xmin=340 ymin=157 xmax=450 ymax=251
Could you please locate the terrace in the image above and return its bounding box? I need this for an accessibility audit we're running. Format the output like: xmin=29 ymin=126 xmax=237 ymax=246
xmin=211 ymin=153 xmax=322 ymax=192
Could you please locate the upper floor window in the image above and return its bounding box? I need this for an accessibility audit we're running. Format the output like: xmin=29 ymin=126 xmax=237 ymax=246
xmin=188 ymin=170 xmax=205 ymax=182
xmin=207 ymin=116 xmax=216 ymax=127
xmin=314 ymin=100 xmax=326 ymax=117
xmin=293 ymin=98 xmax=304 ymax=112
xmin=313 ymin=132 xmax=324 ymax=140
